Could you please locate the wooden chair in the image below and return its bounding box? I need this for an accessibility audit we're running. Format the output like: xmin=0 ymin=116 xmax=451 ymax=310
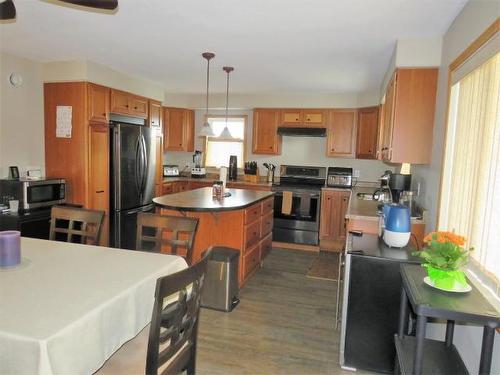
xmin=136 ymin=213 xmax=198 ymax=265
xmin=49 ymin=205 xmax=105 ymax=245
xmin=146 ymin=248 xmax=212 ymax=375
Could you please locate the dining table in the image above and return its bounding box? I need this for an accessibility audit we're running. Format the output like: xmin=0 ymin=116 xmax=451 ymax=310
xmin=0 ymin=237 xmax=187 ymax=375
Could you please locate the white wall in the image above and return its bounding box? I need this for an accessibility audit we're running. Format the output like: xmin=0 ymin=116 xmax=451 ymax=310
xmin=164 ymin=109 xmax=395 ymax=181
xmin=0 ymin=52 xmax=45 ymax=178
xmin=410 ymin=1 xmax=500 ymax=373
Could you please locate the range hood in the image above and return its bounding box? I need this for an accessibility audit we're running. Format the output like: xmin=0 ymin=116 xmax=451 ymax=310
xmin=277 ymin=127 xmax=326 ymax=137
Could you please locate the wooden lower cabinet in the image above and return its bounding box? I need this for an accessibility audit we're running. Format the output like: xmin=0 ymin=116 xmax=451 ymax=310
xmin=319 ymin=189 xmax=350 ymax=250
xmin=160 ymin=196 xmax=274 ymax=287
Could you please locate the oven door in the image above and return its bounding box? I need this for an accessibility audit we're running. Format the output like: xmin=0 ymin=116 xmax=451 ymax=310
xmin=273 ymin=191 xmax=320 ymax=231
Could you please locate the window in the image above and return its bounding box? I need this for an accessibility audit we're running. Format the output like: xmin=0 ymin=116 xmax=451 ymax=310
xmin=439 ymin=51 xmax=499 ymax=285
xmin=204 ymin=116 xmax=246 ymax=168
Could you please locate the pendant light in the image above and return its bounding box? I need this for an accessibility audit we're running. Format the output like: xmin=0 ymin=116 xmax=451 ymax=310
xmin=218 ymin=66 xmax=235 ymax=140
xmin=198 ymin=52 xmax=216 ymax=137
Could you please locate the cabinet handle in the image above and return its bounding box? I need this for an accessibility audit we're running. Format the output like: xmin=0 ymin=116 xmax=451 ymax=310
xmin=102 ymin=113 xmax=106 ymax=117
xmin=125 ymin=104 xmax=129 ymax=108
xmin=332 ymin=148 xmax=335 ymax=151
xmin=368 ymin=149 xmax=372 ymax=153
xmin=96 ymin=190 xmax=104 ymax=193
xmin=134 ymin=107 xmax=138 ymax=110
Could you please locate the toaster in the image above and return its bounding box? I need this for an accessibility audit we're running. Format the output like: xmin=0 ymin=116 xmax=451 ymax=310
xmin=163 ymin=165 xmax=179 ymax=177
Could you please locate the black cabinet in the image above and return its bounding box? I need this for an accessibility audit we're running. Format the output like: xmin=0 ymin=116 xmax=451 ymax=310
xmin=0 ymin=209 xmax=52 ymax=239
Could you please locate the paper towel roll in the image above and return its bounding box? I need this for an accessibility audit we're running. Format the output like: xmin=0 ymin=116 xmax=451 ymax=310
xmin=219 ymin=167 xmax=228 ymax=188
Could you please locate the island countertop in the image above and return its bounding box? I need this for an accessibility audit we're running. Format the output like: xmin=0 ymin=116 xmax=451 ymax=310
xmin=153 ymin=187 xmax=274 ymax=212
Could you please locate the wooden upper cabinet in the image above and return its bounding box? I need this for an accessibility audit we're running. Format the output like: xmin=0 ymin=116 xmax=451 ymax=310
xmin=281 ymin=109 xmax=302 ymax=125
xmin=130 ymin=96 xmax=148 ymax=118
xmin=327 ymin=110 xmax=357 ymax=157
xmin=149 ymin=100 xmax=162 ymax=129
xmin=110 ymin=89 xmax=130 ymax=114
xmin=163 ymin=107 xmax=194 ymax=152
xmin=252 ymin=109 xmax=281 ymax=155
xmin=87 ymin=84 xmax=110 ymax=123
xmin=110 ymin=89 xmax=148 ymax=119
xmin=380 ymin=68 xmax=438 ymax=164
xmin=356 ymin=107 xmax=379 ymax=159
xmin=303 ymin=109 xmax=326 ymax=126
xmin=280 ymin=109 xmax=327 ymax=127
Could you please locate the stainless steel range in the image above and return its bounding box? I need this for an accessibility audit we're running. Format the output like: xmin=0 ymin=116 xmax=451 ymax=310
xmin=272 ymin=165 xmax=326 ymax=245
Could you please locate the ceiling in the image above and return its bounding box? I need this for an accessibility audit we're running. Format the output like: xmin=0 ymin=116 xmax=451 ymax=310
xmin=0 ymin=0 xmax=467 ymax=95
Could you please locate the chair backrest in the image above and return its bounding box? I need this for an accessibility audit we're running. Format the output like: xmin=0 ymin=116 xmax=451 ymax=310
xmin=136 ymin=213 xmax=198 ymax=264
xmin=49 ymin=206 xmax=105 ymax=245
xmin=146 ymin=248 xmax=212 ymax=375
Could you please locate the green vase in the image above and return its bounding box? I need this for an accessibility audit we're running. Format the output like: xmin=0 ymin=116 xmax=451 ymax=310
xmin=425 ymin=265 xmax=467 ymax=290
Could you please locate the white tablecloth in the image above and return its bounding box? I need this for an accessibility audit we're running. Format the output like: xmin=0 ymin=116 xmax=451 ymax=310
xmin=0 ymin=238 xmax=187 ymax=375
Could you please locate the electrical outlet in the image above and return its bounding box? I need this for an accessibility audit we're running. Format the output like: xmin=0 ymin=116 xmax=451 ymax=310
xmin=353 ymin=169 xmax=360 ymax=178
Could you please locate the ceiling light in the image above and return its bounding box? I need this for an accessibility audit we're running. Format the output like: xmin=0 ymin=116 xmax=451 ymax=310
xmin=198 ymin=52 xmax=216 ymax=137
xmin=218 ymin=66 xmax=235 ymax=141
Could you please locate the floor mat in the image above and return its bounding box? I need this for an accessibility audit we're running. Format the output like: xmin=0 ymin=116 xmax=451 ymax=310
xmin=306 ymin=251 xmax=340 ymax=281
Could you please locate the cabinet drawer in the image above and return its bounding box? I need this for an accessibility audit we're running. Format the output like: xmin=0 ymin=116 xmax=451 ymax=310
xmin=261 ymin=197 xmax=274 ymax=214
xmin=162 ymin=183 xmax=173 ymax=195
xmin=261 ymin=211 xmax=273 ymax=237
xmin=244 ymin=219 xmax=261 ymax=250
xmin=260 ymin=232 xmax=272 ymax=260
xmin=243 ymin=243 xmax=260 ymax=280
xmin=244 ymin=204 xmax=261 ymax=224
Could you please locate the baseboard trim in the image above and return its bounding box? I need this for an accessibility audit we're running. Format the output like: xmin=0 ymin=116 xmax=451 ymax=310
xmin=272 ymin=241 xmax=319 ymax=252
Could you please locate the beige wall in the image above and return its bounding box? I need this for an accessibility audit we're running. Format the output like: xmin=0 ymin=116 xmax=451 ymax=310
xmin=0 ymin=52 xmax=45 ymax=178
xmin=164 ymin=109 xmax=395 ymax=182
xmin=43 ymin=60 xmax=165 ymax=101
xmin=410 ymin=2 xmax=499 ymax=373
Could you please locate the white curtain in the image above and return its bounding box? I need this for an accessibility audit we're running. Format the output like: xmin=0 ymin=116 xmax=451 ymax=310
xmin=439 ymin=53 xmax=500 ymax=281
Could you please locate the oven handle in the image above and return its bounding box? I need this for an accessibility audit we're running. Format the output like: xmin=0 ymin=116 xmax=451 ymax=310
xmin=273 ymin=191 xmax=320 ymax=198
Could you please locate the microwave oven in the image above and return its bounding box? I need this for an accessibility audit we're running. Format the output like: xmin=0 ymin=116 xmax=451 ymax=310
xmin=0 ymin=178 xmax=66 ymax=211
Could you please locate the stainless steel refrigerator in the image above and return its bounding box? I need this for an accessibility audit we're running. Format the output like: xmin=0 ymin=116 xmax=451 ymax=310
xmin=109 ymin=114 xmax=156 ymax=249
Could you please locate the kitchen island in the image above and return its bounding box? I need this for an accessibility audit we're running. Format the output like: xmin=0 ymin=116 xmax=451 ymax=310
xmin=153 ymin=187 xmax=274 ymax=286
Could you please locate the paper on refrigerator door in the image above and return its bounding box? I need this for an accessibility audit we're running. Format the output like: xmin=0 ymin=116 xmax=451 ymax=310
xmin=56 ymin=106 xmax=72 ymax=138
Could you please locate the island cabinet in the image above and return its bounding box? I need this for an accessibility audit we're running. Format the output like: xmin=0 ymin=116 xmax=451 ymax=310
xmin=356 ymin=107 xmax=379 ymax=159
xmin=379 ymin=68 xmax=438 ymax=164
xmin=327 ymin=109 xmax=357 ymax=157
xmin=154 ymin=189 xmax=274 ymax=287
xmin=319 ymin=189 xmax=350 ymax=250
xmin=252 ymin=109 xmax=281 ymax=155
xmin=163 ymin=107 xmax=195 ymax=152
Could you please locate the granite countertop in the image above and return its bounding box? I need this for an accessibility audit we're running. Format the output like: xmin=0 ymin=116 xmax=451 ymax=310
xmin=153 ymin=187 xmax=274 ymax=212
xmin=162 ymin=176 xmax=273 ymax=187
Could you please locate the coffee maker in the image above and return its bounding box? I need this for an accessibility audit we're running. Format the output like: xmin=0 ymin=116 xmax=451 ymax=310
xmin=191 ymin=150 xmax=206 ymax=178
xmin=388 ymin=173 xmax=411 ymax=203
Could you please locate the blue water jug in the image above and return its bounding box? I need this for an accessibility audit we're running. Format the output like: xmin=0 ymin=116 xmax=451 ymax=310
xmin=383 ymin=204 xmax=411 ymax=247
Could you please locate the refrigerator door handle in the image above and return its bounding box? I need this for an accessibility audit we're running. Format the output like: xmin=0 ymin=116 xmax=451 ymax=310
xmin=140 ymin=132 xmax=148 ymax=196
xmin=134 ymin=136 xmax=142 ymax=196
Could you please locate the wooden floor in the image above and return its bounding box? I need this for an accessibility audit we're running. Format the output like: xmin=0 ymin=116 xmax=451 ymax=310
xmin=97 ymin=248 xmax=375 ymax=375
xmin=197 ymin=248 xmax=372 ymax=375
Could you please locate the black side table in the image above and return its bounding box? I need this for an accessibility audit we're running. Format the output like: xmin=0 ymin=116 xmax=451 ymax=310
xmin=395 ymin=265 xmax=499 ymax=375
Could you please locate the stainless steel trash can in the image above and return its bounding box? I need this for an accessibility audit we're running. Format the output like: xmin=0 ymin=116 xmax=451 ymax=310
xmin=201 ymin=247 xmax=240 ymax=312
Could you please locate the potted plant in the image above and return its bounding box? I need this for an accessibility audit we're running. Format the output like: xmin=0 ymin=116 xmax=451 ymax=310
xmin=412 ymin=231 xmax=473 ymax=291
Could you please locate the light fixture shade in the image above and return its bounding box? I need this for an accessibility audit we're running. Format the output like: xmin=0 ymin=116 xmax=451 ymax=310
xmin=199 ymin=120 xmax=215 ymax=137
xmin=218 ymin=126 xmax=233 ymax=140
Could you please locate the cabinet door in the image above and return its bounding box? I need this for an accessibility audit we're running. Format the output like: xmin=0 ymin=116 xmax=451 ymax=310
xmin=110 ymin=90 xmax=131 ymax=115
xmin=281 ymin=109 xmax=302 ymax=125
xmin=327 ymin=110 xmax=356 ymax=157
xmin=88 ymin=84 xmax=110 ymax=123
xmin=130 ymin=96 xmax=148 ymax=118
xmin=163 ymin=108 xmax=185 ymax=151
xmin=338 ymin=191 xmax=350 ymax=240
xmin=356 ymin=107 xmax=379 ymax=159
xmin=183 ymin=109 xmax=195 ymax=152
xmin=149 ymin=101 xmax=162 ymax=129
xmin=319 ymin=190 xmax=335 ymax=239
xmin=252 ymin=109 xmax=281 ymax=155
xmin=162 ymin=183 xmax=173 ymax=195
xmin=381 ymin=75 xmax=396 ymax=161
xmin=88 ymin=123 xmax=109 ymax=246
xmin=303 ymin=109 xmax=327 ymax=127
